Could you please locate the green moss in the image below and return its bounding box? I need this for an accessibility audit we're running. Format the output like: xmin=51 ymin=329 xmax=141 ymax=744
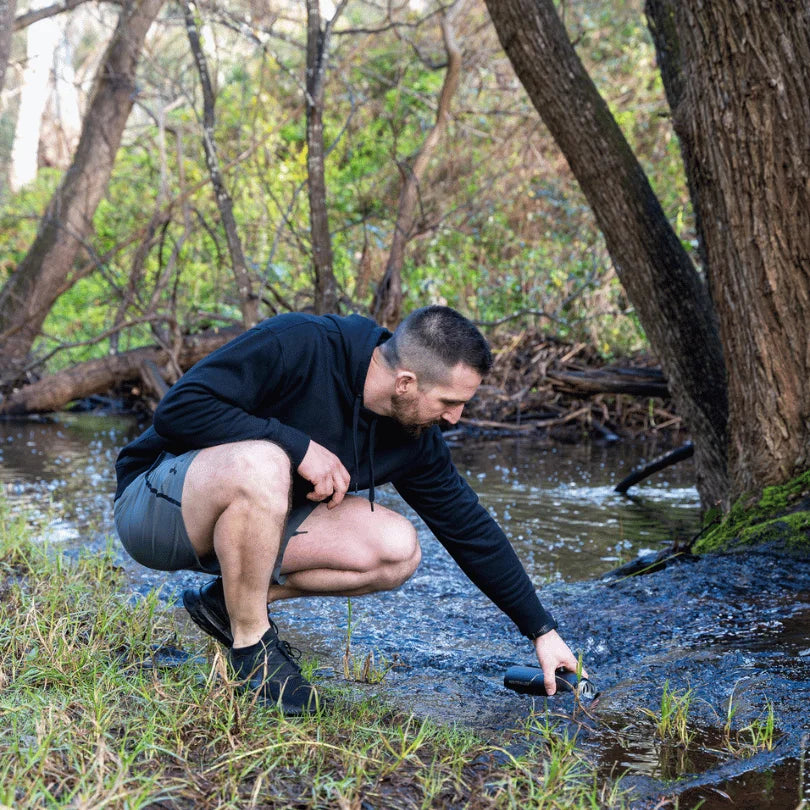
xmin=694 ymin=469 xmax=810 ymax=555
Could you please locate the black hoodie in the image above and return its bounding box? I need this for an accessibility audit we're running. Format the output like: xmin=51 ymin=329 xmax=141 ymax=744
xmin=115 ymin=313 xmax=556 ymax=637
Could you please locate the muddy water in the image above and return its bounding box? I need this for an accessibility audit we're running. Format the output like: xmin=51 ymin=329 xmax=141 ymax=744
xmin=3 ymin=414 xmax=810 ymax=809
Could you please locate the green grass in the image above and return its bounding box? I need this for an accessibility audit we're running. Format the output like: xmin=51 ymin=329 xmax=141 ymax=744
xmin=0 ymin=499 xmax=625 ymax=809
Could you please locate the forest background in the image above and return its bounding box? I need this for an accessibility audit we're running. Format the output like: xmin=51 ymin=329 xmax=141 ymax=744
xmin=2 ymin=0 xmax=808 ymax=524
xmin=0 ymin=0 xmax=680 ymax=383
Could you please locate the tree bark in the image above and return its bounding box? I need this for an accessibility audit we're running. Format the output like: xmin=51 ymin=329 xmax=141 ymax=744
xmin=9 ymin=15 xmax=61 ymax=191
xmin=0 ymin=327 xmax=240 ymax=414
xmin=648 ymin=1 xmax=810 ymax=500
xmin=182 ymin=0 xmax=258 ymax=329
xmin=371 ymin=1 xmax=463 ymax=329
xmin=0 ymin=0 xmax=165 ymax=382
xmin=0 ymin=0 xmax=15 ymax=95
xmin=484 ymin=0 xmax=729 ymax=509
xmin=305 ymin=0 xmax=346 ymax=315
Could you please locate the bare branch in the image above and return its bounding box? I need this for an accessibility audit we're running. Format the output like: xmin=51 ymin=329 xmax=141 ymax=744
xmin=13 ymin=0 xmax=96 ymax=31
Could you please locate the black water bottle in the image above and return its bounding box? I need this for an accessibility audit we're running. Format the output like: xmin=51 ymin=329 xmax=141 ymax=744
xmin=504 ymin=665 xmax=597 ymax=699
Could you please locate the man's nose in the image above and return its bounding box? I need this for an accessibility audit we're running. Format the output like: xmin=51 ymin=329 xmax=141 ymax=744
xmin=443 ymin=404 xmax=464 ymax=424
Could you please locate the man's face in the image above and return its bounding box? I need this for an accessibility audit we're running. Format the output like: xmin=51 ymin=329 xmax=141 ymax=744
xmin=391 ymin=362 xmax=482 ymax=438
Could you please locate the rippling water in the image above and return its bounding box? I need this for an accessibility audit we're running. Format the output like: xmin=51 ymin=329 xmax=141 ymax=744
xmin=449 ymin=437 xmax=700 ymax=582
xmin=0 ymin=414 xmax=700 ymax=584
xmin=4 ymin=413 xmax=808 ymax=808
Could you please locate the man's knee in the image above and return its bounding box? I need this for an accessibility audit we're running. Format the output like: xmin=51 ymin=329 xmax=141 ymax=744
xmin=377 ymin=519 xmax=421 ymax=589
xmin=193 ymin=440 xmax=292 ymax=511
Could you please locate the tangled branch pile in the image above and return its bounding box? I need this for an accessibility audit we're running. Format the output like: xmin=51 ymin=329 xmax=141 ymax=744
xmin=463 ymin=330 xmax=685 ymax=440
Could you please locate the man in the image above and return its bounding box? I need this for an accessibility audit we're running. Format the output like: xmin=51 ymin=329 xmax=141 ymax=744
xmin=114 ymin=306 xmax=585 ymax=714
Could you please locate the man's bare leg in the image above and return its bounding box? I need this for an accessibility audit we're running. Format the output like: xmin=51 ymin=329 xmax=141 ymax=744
xmin=266 ymin=496 xmax=422 ymax=602
xmin=180 ymin=440 xmax=292 ymax=648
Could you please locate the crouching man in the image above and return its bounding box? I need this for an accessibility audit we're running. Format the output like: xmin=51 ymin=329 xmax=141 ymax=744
xmin=114 ymin=306 xmax=586 ymax=714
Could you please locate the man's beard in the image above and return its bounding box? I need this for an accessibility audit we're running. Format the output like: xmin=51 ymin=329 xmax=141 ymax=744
xmin=390 ymin=391 xmax=443 ymax=439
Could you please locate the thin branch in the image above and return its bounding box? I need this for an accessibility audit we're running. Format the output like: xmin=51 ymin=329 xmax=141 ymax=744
xmin=14 ymin=0 xmax=96 ymax=31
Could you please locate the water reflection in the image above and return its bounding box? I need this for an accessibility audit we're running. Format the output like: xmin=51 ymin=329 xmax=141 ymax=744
xmin=0 ymin=417 xmax=699 ymax=582
xmin=450 ymin=438 xmax=701 ymax=582
xmin=0 ymin=414 xmax=139 ymax=538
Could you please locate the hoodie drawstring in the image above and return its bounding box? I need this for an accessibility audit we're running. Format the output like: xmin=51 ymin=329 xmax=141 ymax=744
xmin=351 ymin=393 xmax=376 ymax=512
xmin=368 ymin=418 xmax=377 ymax=511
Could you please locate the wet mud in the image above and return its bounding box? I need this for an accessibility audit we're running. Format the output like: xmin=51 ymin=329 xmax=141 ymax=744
xmin=3 ymin=415 xmax=809 ymax=808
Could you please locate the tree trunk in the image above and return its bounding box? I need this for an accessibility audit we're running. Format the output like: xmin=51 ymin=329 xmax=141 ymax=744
xmin=182 ymin=0 xmax=258 ymax=329
xmin=41 ymin=21 xmax=82 ymax=169
xmin=0 ymin=0 xmax=165 ymax=382
xmin=0 ymin=326 xmax=240 ymax=414
xmin=484 ymin=0 xmax=729 ymax=509
xmin=9 ymin=15 xmax=61 ymax=191
xmin=0 ymin=0 xmax=15 ymax=95
xmin=649 ymin=1 xmax=810 ymax=500
xmin=371 ymin=1 xmax=463 ymax=329
xmin=305 ymin=0 xmax=346 ymax=315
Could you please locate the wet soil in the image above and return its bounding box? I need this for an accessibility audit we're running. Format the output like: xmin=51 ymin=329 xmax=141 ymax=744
xmin=3 ymin=415 xmax=810 ymax=808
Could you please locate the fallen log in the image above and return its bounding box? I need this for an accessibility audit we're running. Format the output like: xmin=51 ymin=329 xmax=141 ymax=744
xmin=139 ymin=358 xmax=170 ymax=399
xmin=547 ymin=367 xmax=669 ymax=397
xmin=0 ymin=326 xmax=240 ymax=415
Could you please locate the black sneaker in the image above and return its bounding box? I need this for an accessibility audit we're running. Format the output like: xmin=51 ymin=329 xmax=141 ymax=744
xmin=182 ymin=577 xmax=233 ymax=647
xmin=228 ymin=626 xmax=319 ymax=715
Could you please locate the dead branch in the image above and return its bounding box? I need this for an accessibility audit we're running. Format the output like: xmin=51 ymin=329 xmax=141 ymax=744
xmin=0 ymin=326 xmax=240 ymax=415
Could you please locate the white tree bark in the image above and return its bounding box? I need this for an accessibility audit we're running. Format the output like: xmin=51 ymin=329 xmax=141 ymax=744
xmin=41 ymin=16 xmax=81 ymax=167
xmin=9 ymin=13 xmax=60 ymax=190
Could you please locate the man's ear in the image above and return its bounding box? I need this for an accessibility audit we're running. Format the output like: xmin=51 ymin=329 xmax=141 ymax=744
xmin=394 ymin=370 xmax=417 ymax=395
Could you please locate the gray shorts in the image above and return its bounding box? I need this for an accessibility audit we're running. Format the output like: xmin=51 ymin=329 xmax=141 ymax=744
xmin=113 ymin=449 xmax=316 ymax=584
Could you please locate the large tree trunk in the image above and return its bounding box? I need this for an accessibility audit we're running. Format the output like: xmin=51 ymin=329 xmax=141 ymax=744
xmin=483 ymin=0 xmax=729 ymax=509
xmin=0 ymin=0 xmax=164 ymax=382
xmin=182 ymin=0 xmax=258 ymax=329
xmin=371 ymin=1 xmax=463 ymax=329
xmin=305 ymin=0 xmax=346 ymax=315
xmin=0 ymin=0 xmax=15 ymax=95
xmin=647 ymin=1 xmax=810 ymax=500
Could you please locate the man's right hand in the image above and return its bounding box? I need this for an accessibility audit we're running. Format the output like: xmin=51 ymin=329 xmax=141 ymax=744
xmin=298 ymin=440 xmax=351 ymax=509
xmin=533 ymin=629 xmax=588 ymax=695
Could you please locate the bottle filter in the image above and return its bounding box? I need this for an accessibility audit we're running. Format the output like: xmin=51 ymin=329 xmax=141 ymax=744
xmin=504 ymin=665 xmax=597 ymax=699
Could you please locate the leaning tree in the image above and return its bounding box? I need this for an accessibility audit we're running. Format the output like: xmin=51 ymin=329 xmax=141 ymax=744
xmin=484 ymin=0 xmax=810 ymax=510
xmin=0 ymin=0 xmax=165 ymax=383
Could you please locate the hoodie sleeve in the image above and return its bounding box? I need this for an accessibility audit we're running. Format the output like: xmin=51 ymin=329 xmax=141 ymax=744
xmin=393 ymin=431 xmax=557 ymax=638
xmin=152 ymin=322 xmax=311 ymax=467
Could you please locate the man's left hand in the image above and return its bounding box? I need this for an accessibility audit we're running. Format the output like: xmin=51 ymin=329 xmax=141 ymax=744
xmin=533 ymin=629 xmax=587 ymax=695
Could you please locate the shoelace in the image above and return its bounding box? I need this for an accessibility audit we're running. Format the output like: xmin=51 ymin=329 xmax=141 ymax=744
xmin=266 ymin=618 xmax=302 ymax=666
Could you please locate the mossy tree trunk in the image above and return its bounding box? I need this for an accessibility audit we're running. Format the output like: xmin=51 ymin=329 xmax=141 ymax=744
xmin=484 ymin=0 xmax=729 ymax=510
xmin=645 ymin=0 xmax=810 ymax=502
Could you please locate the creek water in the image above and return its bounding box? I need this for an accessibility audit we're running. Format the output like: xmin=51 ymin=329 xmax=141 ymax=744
xmin=3 ymin=413 xmax=809 ymax=809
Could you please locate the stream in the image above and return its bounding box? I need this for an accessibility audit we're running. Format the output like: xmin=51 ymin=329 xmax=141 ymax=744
xmin=2 ymin=412 xmax=809 ymax=809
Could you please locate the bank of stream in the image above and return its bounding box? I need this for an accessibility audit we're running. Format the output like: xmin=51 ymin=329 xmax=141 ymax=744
xmin=2 ymin=412 xmax=809 ymax=808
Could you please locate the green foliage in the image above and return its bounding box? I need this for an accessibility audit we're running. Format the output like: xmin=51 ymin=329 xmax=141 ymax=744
xmin=641 ymin=680 xmax=695 ymax=747
xmin=0 ymin=0 xmax=692 ymax=372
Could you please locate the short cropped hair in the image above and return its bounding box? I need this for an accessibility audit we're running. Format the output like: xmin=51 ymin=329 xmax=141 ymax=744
xmin=380 ymin=305 xmax=492 ymax=386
